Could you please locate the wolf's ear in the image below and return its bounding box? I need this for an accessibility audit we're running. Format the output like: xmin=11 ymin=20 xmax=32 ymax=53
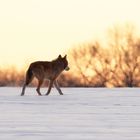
xmin=63 ymin=55 xmax=67 ymax=59
xmin=58 ymin=54 xmax=62 ymax=58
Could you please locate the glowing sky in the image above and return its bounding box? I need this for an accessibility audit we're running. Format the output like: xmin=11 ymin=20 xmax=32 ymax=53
xmin=0 ymin=0 xmax=140 ymax=69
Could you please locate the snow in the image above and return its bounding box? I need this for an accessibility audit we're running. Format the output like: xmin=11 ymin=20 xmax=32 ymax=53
xmin=0 ymin=87 xmax=140 ymax=140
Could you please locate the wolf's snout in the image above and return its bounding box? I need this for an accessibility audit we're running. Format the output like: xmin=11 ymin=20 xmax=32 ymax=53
xmin=65 ymin=66 xmax=70 ymax=71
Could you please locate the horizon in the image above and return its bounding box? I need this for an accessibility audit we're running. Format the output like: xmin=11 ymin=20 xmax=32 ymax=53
xmin=0 ymin=0 xmax=140 ymax=69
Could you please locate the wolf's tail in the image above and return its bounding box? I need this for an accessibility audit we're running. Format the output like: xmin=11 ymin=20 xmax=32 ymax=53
xmin=25 ymin=66 xmax=33 ymax=85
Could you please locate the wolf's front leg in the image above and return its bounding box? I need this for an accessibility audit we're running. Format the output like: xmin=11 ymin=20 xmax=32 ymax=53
xmin=54 ymin=80 xmax=63 ymax=95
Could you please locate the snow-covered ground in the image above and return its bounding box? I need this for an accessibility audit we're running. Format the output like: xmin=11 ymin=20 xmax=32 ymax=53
xmin=0 ymin=87 xmax=140 ymax=140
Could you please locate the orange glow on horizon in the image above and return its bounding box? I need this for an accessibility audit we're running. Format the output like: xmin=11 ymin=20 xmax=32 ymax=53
xmin=0 ymin=0 xmax=140 ymax=69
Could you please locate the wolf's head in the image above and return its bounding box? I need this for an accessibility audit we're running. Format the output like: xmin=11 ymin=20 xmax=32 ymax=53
xmin=58 ymin=54 xmax=70 ymax=71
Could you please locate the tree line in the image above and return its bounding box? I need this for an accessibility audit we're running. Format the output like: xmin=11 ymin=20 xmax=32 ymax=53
xmin=68 ymin=25 xmax=140 ymax=87
xmin=0 ymin=25 xmax=140 ymax=87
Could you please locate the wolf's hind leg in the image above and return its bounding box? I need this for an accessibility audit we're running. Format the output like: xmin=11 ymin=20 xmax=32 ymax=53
xmin=54 ymin=80 xmax=63 ymax=95
xmin=21 ymin=78 xmax=33 ymax=96
xmin=21 ymin=68 xmax=33 ymax=96
xmin=45 ymin=80 xmax=54 ymax=95
xmin=21 ymin=83 xmax=26 ymax=96
xmin=36 ymin=79 xmax=43 ymax=96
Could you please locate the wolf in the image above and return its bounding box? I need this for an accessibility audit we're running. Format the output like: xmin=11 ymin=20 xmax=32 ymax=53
xmin=21 ymin=55 xmax=69 ymax=96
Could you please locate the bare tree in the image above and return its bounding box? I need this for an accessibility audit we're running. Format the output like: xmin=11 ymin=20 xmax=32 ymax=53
xmin=108 ymin=25 xmax=140 ymax=87
xmin=69 ymin=24 xmax=140 ymax=87
xmin=69 ymin=42 xmax=113 ymax=87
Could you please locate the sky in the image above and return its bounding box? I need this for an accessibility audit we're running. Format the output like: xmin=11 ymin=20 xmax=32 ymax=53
xmin=0 ymin=0 xmax=140 ymax=69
